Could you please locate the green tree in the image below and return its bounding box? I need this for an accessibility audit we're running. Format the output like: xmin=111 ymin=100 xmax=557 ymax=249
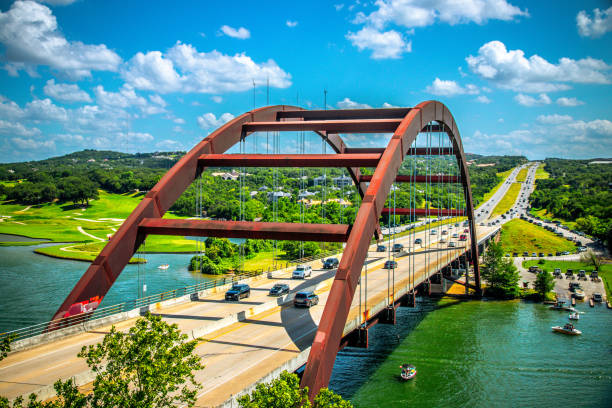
xmin=534 ymin=271 xmax=555 ymax=299
xmin=237 ymin=371 xmax=352 ymax=408
xmin=481 ymin=241 xmax=521 ymax=299
xmin=580 ymin=250 xmax=602 ymax=270
xmin=0 ymin=314 xmax=203 ymax=408
xmin=0 ymin=334 xmax=15 ymax=362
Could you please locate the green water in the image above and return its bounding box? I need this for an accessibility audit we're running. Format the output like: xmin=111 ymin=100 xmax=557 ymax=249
xmin=330 ymin=299 xmax=612 ymax=407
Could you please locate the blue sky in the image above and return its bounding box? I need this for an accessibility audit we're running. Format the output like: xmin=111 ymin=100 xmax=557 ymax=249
xmin=0 ymin=0 xmax=611 ymax=162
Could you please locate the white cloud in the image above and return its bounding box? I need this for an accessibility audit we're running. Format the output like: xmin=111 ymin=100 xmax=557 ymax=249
xmin=346 ymin=27 xmax=411 ymax=59
xmin=11 ymin=137 xmax=55 ymax=151
xmin=536 ymin=114 xmax=573 ymax=125
xmin=173 ymin=117 xmax=185 ymax=124
xmin=0 ymin=95 xmax=26 ymax=120
xmin=382 ymin=102 xmax=398 ymax=108
xmin=94 ymin=84 xmax=165 ymax=115
xmin=334 ymin=4 xmax=344 ymax=11
xmin=337 ymin=98 xmax=372 ymax=109
xmin=425 ymin=78 xmax=479 ymax=96
xmin=43 ymin=79 xmax=92 ymax=103
xmin=356 ymin=0 xmax=527 ymax=30
xmin=211 ymin=96 xmax=223 ymax=103
xmin=467 ymin=40 xmax=611 ymax=92
xmin=220 ymin=25 xmax=251 ymax=39
xmin=0 ymin=119 xmax=40 ymax=136
xmin=0 ymin=1 xmax=121 ymax=78
xmin=466 ymin=117 xmax=612 ymax=158
xmin=55 ymin=133 xmax=85 ymax=144
xmin=577 ymin=7 xmax=612 ymax=38
xmin=286 ymin=20 xmax=298 ymax=27
xmin=514 ymin=93 xmax=551 ymax=107
xmin=475 ymin=95 xmax=491 ymax=104
xmin=156 ymin=139 xmax=183 ymax=150
xmin=25 ymin=98 xmax=68 ymax=122
xmin=148 ymin=94 xmax=166 ymax=107
xmin=556 ymin=97 xmax=585 ymax=107
xmin=122 ymin=42 xmax=291 ymax=94
xmin=197 ymin=112 xmax=235 ymax=130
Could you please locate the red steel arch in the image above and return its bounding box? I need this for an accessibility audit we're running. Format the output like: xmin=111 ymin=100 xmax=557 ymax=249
xmin=51 ymin=105 xmax=382 ymax=321
xmin=300 ymin=100 xmax=480 ymax=397
xmin=50 ymin=101 xmax=480 ymax=400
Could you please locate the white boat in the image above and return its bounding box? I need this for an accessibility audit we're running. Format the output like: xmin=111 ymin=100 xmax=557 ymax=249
xmin=400 ymin=364 xmax=417 ymax=380
xmin=549 ymin=300 xmax=575 ymax=312
xmin=568 ymin=312 xmax=580 ymax=320
xmin=552 ymin=323 xmax=581 ymax=335
xmin=573 ymin=289 xmax=585 ymax=300
xmin=157 ymin=264 xmax=169 ymax=270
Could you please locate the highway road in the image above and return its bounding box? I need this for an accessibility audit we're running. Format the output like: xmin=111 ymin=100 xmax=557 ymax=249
xmin=2 ymin=164 xmax=531 ymax=405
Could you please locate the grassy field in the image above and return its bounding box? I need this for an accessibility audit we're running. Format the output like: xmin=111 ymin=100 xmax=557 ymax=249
xmin=490 ymin=183 xmax=522 ymax=217
xmin=529 ymin=208 xmax=577 ymax=230
xmin=476 ymin=167 xmax=516 ymax=209
xmin=499 ymin=219 xmax=577 ymax=255
xmin=515 ymin=168 xmax=528 ymax=182
xmin=523 ymin=259 xmax=612 ymax=299
xmin=535 ymin=165 xmax=549 ymax=180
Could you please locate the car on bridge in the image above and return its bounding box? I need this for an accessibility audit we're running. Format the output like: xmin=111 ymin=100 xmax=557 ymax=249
xmin=392 ymin=243 xmax=404 ymax=252
xmin=448 ymin=241 xmax=456 ymax=247
xmin=225 ymin=284 xmax=251 ymax=301
xmin=292 ymin=264 xmax=312 ymax=279
xmin=376 ymin=244 xmax=386 ymax=252
xmin=268 ymin=283 xmax=290 ymax=296
xmin=414 ymin=238 xmax=422 ymax=245
xmin=430 ymin=229 xmax=437 ymax=235
xmin=383 ymin=260 xmax=398 ymax=269
xmin=294 ymin=291 xmax=319 ymax=308
xmin=459 ymin=234 xmax=467 ymax=241
xmin=323 ymin=257 xmax=339 ymax=269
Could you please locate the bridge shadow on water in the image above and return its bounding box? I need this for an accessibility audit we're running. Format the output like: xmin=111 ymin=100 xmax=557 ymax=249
xmin=328 ymin=297 xmax=468 ymax=399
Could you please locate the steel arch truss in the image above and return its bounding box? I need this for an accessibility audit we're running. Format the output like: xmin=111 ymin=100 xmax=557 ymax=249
xmin=51 ymin=101 xmax=480 ymax=399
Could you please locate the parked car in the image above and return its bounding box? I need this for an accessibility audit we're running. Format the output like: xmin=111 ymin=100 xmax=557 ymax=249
xmin=293 ymin=291 xmax=319 ymax=308
xmin=392 ymin=243 xmax=404 ymax=252
xmin=269 ymin=283 xmax=290 ymax=296
xmin=522 ymin=251 xmax=529 ymax=257
xmin=376 ymin=244 xmax=386 ymax=252
xmin=292 ymin=264 xmax=312 ymax=279
xmin=383 ymin=260 xmax=398 ymax=269
xmin=531 ymin=252 xmax=537 ymax=257
xmin=225 ymin=284 xmax=251 ymax=301
xmin=322 ymin=257 xmax=339 ymax=269
xmin=593 ymin=293 xmax=603 ymax=302
xmin=538 ymin=252 xmax=545 ymax=257
xmin=512 ymin=252 xmax=518 ymax=257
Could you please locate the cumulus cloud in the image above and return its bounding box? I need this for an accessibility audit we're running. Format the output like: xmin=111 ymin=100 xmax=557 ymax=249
xmin=220 ymin=25 xmax=251 ymax=39
xmin=536 ymin=114 xmax=573 ymax=125
xmin=577 ymin=7 xmax=612 ymax=38
xmin=25 ymin=98 xmax=68 ymax=122
xmin=197 ymin=112 xmax=235 ymax=130
xmin=425 ymin=78 xmax=479 ymax=96
xmin=43 ymin=79 xmax=92 ymax=103
xmin=337 ymin=98 xmax=372 ymax=109
xmin=466 ymin=117 xmax=612 ymax=158
xmin=121 ymin=42 xmax=291 ymax=94
xmin=0 ymin=119 xmax=41 ymax=136
xmin=467 ymin=40 xmax=611 ymax=92
xmin=286 ymin=20 xmax=298 ymax=27
xmin=475 ymin=95 xmax=491 ymax=104
xmin=556 ymin=97 xmax=585 ymax=107
xmin=38 ymin=0 xmax=78 ymax=5
xmin=11 ymin=137 xmax=55 ymax=151
xmin=156 ymin=139 xmax=183 ymax=150
xmin=514 ymin=93 xmax=551 ymax=107
xmin=94 ymin=84 xmax=165 ymax=115
xmin=0 ymin=1 xmax=121 ymax=78
xmin=211 ymin=96 xmax=223 ymax=103
xmin=357 ymin=0 xmax=527 ymax=29
xmin=346 ymin=27 xmax=411 ymax=59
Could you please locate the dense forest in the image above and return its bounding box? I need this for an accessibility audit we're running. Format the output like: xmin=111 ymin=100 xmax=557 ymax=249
xmin=0 ymin=150 xmax=526 ymax=226
xmin=529 ymin=159 xmax=612 ymax=247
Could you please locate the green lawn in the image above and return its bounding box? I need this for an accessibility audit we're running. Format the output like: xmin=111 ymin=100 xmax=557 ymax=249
xmin=529 ymin=208 xmax=577 ymax=230
xmin=522 ymin=259 xmax=612 ymax=299
xmin=515 ymin=168 xmax=528 ymax=182
xmin=499 ymin=219 xmax=577 ymax=255
xmin=477 ymin=167 xmax=517 ymax=209
xmin=535 ymin=165 xmax=549 ymax=180
xmin=490 ymin=183 xmax=522 ymax=217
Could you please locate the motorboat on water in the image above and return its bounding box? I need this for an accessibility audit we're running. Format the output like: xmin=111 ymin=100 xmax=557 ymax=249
xmin=549 ymin=300 xmax=575 ymax=312
xmin=400 ymin=364 xmax=417 ymax=380
xmin=552 ymin=323 xmax=582 ymax=335
xmin=157 ymin=264 xmax=170 ymax=270
xmin=568 ymin=312 xmax=580 ymax=320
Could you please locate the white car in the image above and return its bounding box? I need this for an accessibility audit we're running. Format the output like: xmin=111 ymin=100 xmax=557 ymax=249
xmin=292 ymin=264 xmax=312 ymax=279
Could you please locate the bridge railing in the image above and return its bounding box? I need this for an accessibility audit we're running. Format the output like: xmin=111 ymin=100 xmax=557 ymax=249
xmin=0 ymin=269 xmax=266 ymax=343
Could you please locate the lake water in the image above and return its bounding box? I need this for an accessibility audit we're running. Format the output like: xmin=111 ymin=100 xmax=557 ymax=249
xmin=330 ymin=298 xmax=612 ymax=407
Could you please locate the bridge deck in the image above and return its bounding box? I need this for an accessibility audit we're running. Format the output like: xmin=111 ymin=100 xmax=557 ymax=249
xmin=0 ymin=225 xmax=498 ymax=405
